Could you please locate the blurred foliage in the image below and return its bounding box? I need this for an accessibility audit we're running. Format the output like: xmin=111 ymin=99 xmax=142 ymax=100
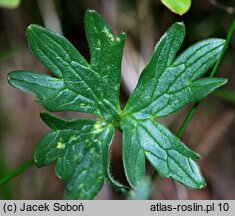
xmin=161 ymin=0 xmax=191 ymax=15
xmin=0 ymin=0 xmax=21 ymax=9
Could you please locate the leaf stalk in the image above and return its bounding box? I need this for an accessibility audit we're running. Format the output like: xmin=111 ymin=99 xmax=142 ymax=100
xmin=0 ymin=159 xmax=35 ymax=187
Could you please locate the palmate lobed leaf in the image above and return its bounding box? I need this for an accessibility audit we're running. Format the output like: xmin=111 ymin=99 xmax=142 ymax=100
xmin=8 ymin=10 xmax=226 ymax=199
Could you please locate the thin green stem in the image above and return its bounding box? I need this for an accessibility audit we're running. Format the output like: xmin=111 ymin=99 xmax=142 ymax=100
xmin=210 ymin=18 xmax=235 ymax=78
xmin=176 ymin=17 xmax=235 ymax=137
xmin=0 ymin=145 xmax=13 ymax=199
xmin=0 ymin=159 xmax=35 ymax=187
xmin=150 ymin=17 xmax=235 ymax=185
xmin=176 ymin=102 xmax=199 ymax=138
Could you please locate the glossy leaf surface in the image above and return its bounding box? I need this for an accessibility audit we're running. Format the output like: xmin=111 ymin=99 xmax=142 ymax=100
xmin=8 ymin=10 xmax=226 ymax=199
xmin=122 ymin=22 xmax=226 ymax=188
xmin=35 ymin=113 xmax=114 ymax=199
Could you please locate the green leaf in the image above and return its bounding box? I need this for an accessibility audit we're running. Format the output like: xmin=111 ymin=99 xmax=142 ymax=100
xmin=0 ymin=0 xmax=21 ymax=9
xmin=40 ymin=112 xmax=96 ymax=131
xmin=124 ymin=23 xmax=226 ymax=119
xmin=8 ymin=9 xmax=227 ymax=199
xmin=161 ymin=0 xmax=191 ymax=15
xmin=8 ymin=10 xmax=127 ymax=199
xmin=35 ymin=119 xmax=116 ymax=199
xmin=122 ymin=117 xmax=204 ymax=189
xmin=122 ymin=22 xmax=226 ymax=188
xmin=40 ymin=112 xmax=129 ymax=193
xmin=10 ymin=10 xmax=126 ymax=123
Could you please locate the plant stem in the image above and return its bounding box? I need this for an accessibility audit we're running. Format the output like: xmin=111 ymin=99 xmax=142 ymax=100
xmin=0 ymin=159 xmax=35 ymax=187
xmin=176 ymin=17 xmax=235 ymax=137
xmin=0 ymin=144 xmax=13 ymax=199
xmin=151 ymin=16 xmax=235 ymax=186
xmin=176 ymin=102 xmax=200 ymax=138
xmin=210 ymin=18 xmax=235 ymax=78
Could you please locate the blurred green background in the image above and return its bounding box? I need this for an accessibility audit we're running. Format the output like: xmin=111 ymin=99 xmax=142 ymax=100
xmin=0 ymin=0 xmax=235 ymax=199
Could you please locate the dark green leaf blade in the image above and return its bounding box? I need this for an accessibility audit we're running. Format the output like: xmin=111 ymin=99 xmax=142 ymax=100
xmin=150 ymin=77 xmax=226 ymax=117
xmin=142 ymin=120 xmax=205 ymax=189
xmin=29 ymin=17 xmax=125 ymax=123
xmin=9 ymin=14 xmax=126 ymax=123
xmin=40 ymin=112 xmax=96 ymax=131
xmin=35 ymin=120 xmax=114 ymax=199
xmin=85 ymin=10 xmax=126 ymax=115
xmin=8 ymin=70 xmax=64 ymax=100
xmin=65 ymin=156 xmax=104 ymax=200
xmin=122 ymin=117 xmax=205 ymax=189
xmin=25 ymin=24 xmax=105 ymax=116
xmin=35 ymin=117 xmax=123 ymax=199
xmin=124 ymin=30 xmax=226 ymax=119
xmin=7 ymin=9 xmax=228 ymax=198
xmin=122 ymin=118 xmax=146 ymax=188
xmin=27 ymin=24 xmax=88 ymax=79
xmin=8 ymin=69 xmax=100 ymax=115
xmin=40 ymin=112 xmax=128 ymax=192
xmin=124 ymin=22 xmax=185 ymax=117
xmin=35 ymin=129 xmax=91 ymax=177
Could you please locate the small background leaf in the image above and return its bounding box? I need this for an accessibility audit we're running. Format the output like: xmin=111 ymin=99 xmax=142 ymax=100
xmin=161 ymin=0 xmax=191 ymax=15
xmin=0 ymin=0 xmax=21 ymax=9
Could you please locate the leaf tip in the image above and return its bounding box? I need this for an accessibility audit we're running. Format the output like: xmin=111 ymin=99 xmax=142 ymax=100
xmin=26 ymin=24 xmax=38 ymax=39
xmin=175 ymin=21 xmax=185 ymax=26
xmin=7 ymin=72 xmax=13 ymax=82
xmin=199 ymin=181 xmax=207 ymax=189
xmin=7 ymin=71 xmax=19 ymax=87
xmin=33 ymin=153 xmax=41 ymax=168
xmin=86 ymin=9 xmax=97 ymax=14
xmin=40 ymin=111 xmax=47 ymax=119
xmin=172 ymin=22 xmax=186 ymax=34
xmin=221 ymin=78 xmax=228 ymax=85
xmin=116 ymin=31 xmax=127 ymax=43
xmin=26 ymin=24 xmax=37 ymax=33
xmin=85 ymin=9 xmax=100 ymax=18
xmin=212 ymin=78 xmax=228 ymax=87
xmin=194 ymin=152 xmax=201 ymax=160
xmin=196 ymin=177 xmax=207 ymax=189
xmin=26 ymin=24 xmax=47 ymax=38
